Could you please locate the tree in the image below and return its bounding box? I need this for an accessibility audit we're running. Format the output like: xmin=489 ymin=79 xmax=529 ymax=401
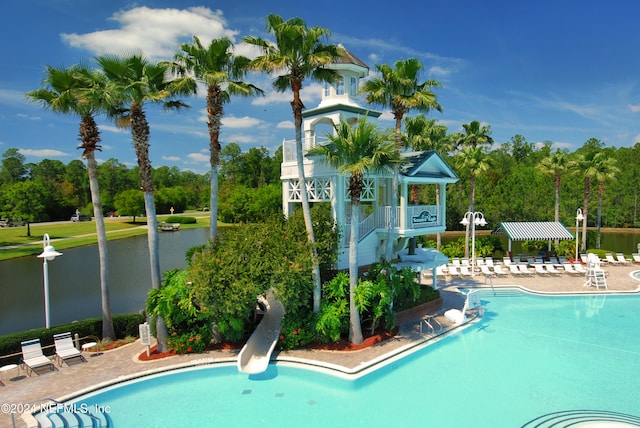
xmin=27 ymin=64 xmax=116 ymax=339
xmin=0 ymin=180 xmax=48 ymax=236
xmin=453 ymin=120 xmax=493 ymax=257
xmin=245 ymin=14 xmax=341 ymax=312
xmin=360 ymin=58 xmax=442 ymax=261
xmin=171 ymin=36 xmax=263 ymax=243
xmin=575 ymin=138 xmax=605 ymax=252
xmin=97 ymin=53 xmax=195 ymax=351
xmin=536 ymin=150 xmax=572 ymax=223
xmin=586 ymin=151 xmax=619 ymax=248
xmin=0 ymin=148 xmax=27 ymax=184
xmin=309 ymin=118 xmax=399 ymax=344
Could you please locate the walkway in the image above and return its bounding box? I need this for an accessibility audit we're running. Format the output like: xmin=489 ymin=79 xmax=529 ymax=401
xmin=1 ymin=264 xmax=639 ymax=428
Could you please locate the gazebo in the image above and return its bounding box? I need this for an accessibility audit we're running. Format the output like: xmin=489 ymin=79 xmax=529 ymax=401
xmin=491 ymin=221 xmax=575 ymax=255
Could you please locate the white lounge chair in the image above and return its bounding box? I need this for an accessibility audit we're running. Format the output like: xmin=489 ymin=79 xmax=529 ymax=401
xmin=493 ymin=264 xmax=509 ymax=276
xmin=563 ymin=263 xmax=582 ymax=276
xmin=544 ymin=263 xmax=562 ymax=276
xmin=605 ymin=253 xmax=620 ymax=265
xmin=534 ymin=264 xmax=550 ymax=276
xmin=459 ymin=265 xmax=473 ymax=277
xmin=53 ymin=332 xmax=85 ymax=366
xmin=573 ymin=263 xmax=587 ymax=274
xmin=21 ymin=338 xmax=55 ymax=376
xmin=448 ymin=265 xmax=461 ymax=278
xmin=632 ymin=253 xmax=640 ymax=264
xmin=480 ymin=264 xmax=495 ymax=278
xmin=616 ymin=253 xmax=631 ymax=265
xmin=517 ymin=264 xmax=534 ymax=276
xmin=509 ymin=264 xmax=523 ymax=276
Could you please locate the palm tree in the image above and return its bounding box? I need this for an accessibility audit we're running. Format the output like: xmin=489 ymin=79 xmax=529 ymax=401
xmin=97 ymin=53 xmax=195 ymax=351
xmin=455 ymin=145 xmax=491 ymax=258
xmin=27 ymin=64 xmax=115 ymax=339
xmin=586 ymin=152 xmax=619 ymax=248
xmin=170 ymin=36 xmax=263 ymax=243
xmin=245 ymin=14 xmax=341 ymax=312
xmin=309 ymin=118 xmax=399 ymax=344
xmin=360 ymin=58 xmax=442 ymax=261
xmin=536 ymin=150 xmax=572 ymax=223
xmin=453 ymin=120 xmax=493 ymax=257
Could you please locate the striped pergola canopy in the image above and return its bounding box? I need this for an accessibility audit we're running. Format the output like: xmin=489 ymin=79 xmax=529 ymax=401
xmin=491 ymin=222 xmax=575 ymax=252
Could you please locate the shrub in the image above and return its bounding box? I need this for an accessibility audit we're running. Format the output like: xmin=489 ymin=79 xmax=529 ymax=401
xmin=278 ymin=312 xmax=317 ymax=351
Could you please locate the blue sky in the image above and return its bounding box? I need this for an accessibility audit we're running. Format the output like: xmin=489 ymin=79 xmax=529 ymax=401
xmin=2 ymin=0 xmax=640 ymax=174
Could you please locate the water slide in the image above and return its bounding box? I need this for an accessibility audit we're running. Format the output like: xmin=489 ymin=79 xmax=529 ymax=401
xmin=237 ymin=290 xmax=285 ymax=374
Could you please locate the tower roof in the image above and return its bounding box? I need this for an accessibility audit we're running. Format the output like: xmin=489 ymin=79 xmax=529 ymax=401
xmin=334 ymin=44 xmax=368 ymax=70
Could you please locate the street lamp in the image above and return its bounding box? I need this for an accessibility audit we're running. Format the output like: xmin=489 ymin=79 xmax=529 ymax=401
xmin=460 ymin=211 xmax=487 ymax=277
xmin=37 ymin=233 xmax=62 ymax=328
xmin=575 ymin=208 xmax=584 ymax=262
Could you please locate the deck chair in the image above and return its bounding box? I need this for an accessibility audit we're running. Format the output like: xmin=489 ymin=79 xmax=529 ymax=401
xmin=459 ymin=265 xmax=473 ymax=277
xmin=605 ymin=253 xmax=620 ymax=265
xmin=632 ymin=253 xmax=640 ymax=264
xmin=480 ymin=264 xmax=495 ymax=278
xmin=448 ymin=264 xmax=461 ymax=278
xmin=544 ymin=263 xmax=562 ymax=276
xmin=509 ymin=264 xmax=523 ymax=276
xmin=518 ymin=264 xmax=534 ymax=276
xmin=492 ymin=264 xmax=508 ymax=276
xmin=616 ymin=253 xmax=631 ymax=265
xmin=573 ymin=262 xmax=587 ymax=274
xmin=21 ymin=339 xmax=55 ymax=376
xmin=534 ymin=264 xmax=549 ymax=275
xmin=563 ymin=263 xmax=582 ymax=276
xmin=54 ymin=332 xmax=85 ymax=366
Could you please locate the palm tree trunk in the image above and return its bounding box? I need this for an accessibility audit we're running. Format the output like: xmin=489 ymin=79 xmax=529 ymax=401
xmin=209 ymin=165 xmax=219 ymax=242
xmin=349 ymin=198 xmax=363 ymax=344
xmin=292 ymin=83 xmax=322 ymax=312
xmin=87 ymin=153 xmax=115 ymax=340
xmin=554 ymin=174 xmax=561 ymax=246
xmin=464 ymin=174 xmax=477 ymax=259
xmin=208 ymin=85 xmax=222 ymax=243
xmin=596 ymin=182 xmax=604 ymax=249
xmin=385 ymin=116 xmax=403 ymax=261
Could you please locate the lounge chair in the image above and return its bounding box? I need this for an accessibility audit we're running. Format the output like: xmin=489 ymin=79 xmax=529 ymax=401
xmin=534 ymin=264 xmax=549 ymax=276
xmin=54 ymin=332 xmax=85 ymax=366
xmin=459 ymin=265 xmax=473 ymax=277
xmin=563 ymin=263 xmax=582 ymax=276
xmin=448 ymin=264 xmax=461 ymax=278
xmin=616 ymin=253 xmax=631 ymax=265
xmin=485 ymin=257 xmax=494 ymax=268
xmin=509 ymin=264 xmax=523 ymax=276
xmin=517 ymin=264 xmax=534 ymax=276
xmin=493 ymin=264 xmax=509 ymax=276
xmin=502 ymin=257 xmax=512 ymax=267
xmin=21 ymin=339 xmax=55 ymax=376
xmin=480 ymin=264 xmax=495 ymax=278
xmin=544 ymin=263 xmax=562 ymax=276
xmin=573 ymin=263 xmax=587 ymax=274
xmin=605 ymin=253 xmax=620 ymax=265
xmin=632 ymin=253 xmax=640 ymax=264
xmin=580 ymin=254 xmax=589 ymax=264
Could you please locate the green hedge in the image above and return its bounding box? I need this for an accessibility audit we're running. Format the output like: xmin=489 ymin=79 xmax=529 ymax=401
xmin=165 ymin=216 xmax=197 ymax=224
xmin=0 ymin=314 xmax=145 ymax=365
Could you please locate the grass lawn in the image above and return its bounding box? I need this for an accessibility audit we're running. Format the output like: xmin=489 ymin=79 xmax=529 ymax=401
xmin=0 ymin=212 xmax=211 ymax=261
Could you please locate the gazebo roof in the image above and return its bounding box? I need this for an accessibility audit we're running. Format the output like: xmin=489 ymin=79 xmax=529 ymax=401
xmin=491 ymin=221 xmax=575 ymax=241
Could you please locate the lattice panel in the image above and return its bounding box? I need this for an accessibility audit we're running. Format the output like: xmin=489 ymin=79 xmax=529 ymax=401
xmin=344 ymin=177 xmax=376 ymax=201
xmin=287 ymin=178 xmax=333 ymax=202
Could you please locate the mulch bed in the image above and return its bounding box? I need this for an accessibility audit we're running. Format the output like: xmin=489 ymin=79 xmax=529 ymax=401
xmin=137 ymin=328 xmax=397 ymax=361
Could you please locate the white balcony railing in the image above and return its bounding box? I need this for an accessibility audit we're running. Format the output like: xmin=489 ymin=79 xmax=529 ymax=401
xmin=283 ymin=135 xmax=329 ymax=162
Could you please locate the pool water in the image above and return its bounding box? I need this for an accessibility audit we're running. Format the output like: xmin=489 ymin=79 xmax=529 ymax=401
xmin=71 ymin=291 xmax=640 ymax=427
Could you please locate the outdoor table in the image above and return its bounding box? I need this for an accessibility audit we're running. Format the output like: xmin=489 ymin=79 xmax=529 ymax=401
xmin=0 ymin=363 xmax=18 ymax=383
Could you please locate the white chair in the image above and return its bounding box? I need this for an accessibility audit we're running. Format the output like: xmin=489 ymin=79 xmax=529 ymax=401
xmin=459 ymin=265 xmax=473 ymax=277
xmin=480 ymin=264 xmax=495 ymax=278
xmin=518 ymin=264 xmax=534 ymax=276
xmin=493 ymin=264 xmax=509 ymax=276
xmin=605 ymin=253 xmax=620 ymax=265
xmin=54 ymin=332 xmax=85 ymax=366
xmin=563 ymin=263 xmax=582 ymax=276
xmin=21 ymin=339 xmax=55 ymax=376
xmin=509 ymin=264 xmax=523 ymax=276
xmin=616 ymin=253 xmax=631 ymax=265
xmin=448 ymin=264 xmax=461 ymax=278
xmin=632 ymin=253 xmax=640 ymax=264
xmin=534 ymin=264 xmax=549 ymax=276
xmin=574 ymin=263 xmax=587 ymax=274
xmin=544 ymin=263 xmax=562 ymax=276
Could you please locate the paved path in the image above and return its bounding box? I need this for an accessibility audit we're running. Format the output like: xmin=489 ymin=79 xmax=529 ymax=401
xmin=1 ymin=264 xmax=639 ymax=427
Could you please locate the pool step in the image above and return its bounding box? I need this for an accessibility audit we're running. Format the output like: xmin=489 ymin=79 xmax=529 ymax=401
xmin=521 ymin=409 xmax=640 ymax=427
xmin=35 ymin=406 xmax=111 ymax=428
xmin=468 ymin=288 xmax=524 ymax=298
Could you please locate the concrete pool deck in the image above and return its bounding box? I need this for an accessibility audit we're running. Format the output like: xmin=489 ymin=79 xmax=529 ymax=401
xmin=2 ymin=263 xmax=639 ymax=427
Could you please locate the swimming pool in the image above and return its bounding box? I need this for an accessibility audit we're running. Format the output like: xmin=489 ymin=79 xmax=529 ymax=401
xmin=66 ymin=291 xmax=640 ymax=427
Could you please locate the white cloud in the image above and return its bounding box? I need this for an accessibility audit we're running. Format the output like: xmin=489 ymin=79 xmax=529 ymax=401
xmin=276 ymin=121 xmax=294 ymax=129
xmin=428 ymin=66 xmax=450 ymax=78
xmin=162 ymin=155 xmax=181 ymax=162
xmin=18 ymin=148 xmax=70 ymax=158
xmin=187 ymin=152 xmax=209 ymax=163
xmin=628 ymin=104 xmax=640 ymax=113
xmin=99 ymin=124 xmax=128 ymax=133
xmin=221 ymin=115 xmax=265 ymax=128
xmin=61 ymin=7 xmax=237 ymax=60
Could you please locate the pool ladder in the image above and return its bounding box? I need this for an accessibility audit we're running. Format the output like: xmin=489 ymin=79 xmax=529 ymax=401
xmin=420 ymin=316 xmax=443 ymax=335
xmin=26 ymin=398 xmax=112 ymax=428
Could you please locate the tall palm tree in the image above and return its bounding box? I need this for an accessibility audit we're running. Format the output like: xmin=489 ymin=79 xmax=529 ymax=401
xmin=455 ymin=145 xmax=491 ymax=257
xmin=536 ymin=150 xmax=572 ymax=223
xmin=170 ymin=36 xmax=263 ymax=243
xmin=97 ymin=53 xmax=195 ymax=351
xmin=586 ymin=152 xmax=619 ymax=248
xmin=245 ymin=14 xmax=340 ymax=312
xmin=27 ymin=64 xmax=116 ymax=339
xmin=360 ymin=58 xmax=442 ymax=261
xmin=309 ymin=118 xmax=399 ymax=344
xmin=453 ymin=121 xmax=493 ymax=257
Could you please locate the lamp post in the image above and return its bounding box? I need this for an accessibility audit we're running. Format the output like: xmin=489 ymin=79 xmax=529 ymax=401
xmin=37 ymin=233 xmax=62 ymax=328
xmin=460 ymin=211 xmax=487 ymax=277
xmin=575 ymin=208 xmax=584 ymax=262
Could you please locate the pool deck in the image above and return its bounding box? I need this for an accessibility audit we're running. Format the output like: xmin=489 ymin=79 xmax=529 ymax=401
xmin=2 ymin=263 xmax=639 ymax=427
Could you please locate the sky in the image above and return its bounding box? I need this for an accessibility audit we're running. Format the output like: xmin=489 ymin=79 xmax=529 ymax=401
xmin=2 ymin=0 xmax=640 ymax=174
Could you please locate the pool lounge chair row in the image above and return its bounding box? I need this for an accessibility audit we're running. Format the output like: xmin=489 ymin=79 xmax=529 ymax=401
xmin=20 ymin=332 xmax=86 ymax=376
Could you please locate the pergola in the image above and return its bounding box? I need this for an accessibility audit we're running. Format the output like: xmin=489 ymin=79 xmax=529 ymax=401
xmin=491 ymin=221 xmax=575 ymax=253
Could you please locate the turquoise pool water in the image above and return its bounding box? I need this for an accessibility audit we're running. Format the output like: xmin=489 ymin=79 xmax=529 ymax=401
xmin=70 ymin=291 xmax=640 ymax=427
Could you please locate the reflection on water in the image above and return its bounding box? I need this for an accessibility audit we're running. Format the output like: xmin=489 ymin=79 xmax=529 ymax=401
xmin=0 ymin=229 xmax=208 ymax=335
